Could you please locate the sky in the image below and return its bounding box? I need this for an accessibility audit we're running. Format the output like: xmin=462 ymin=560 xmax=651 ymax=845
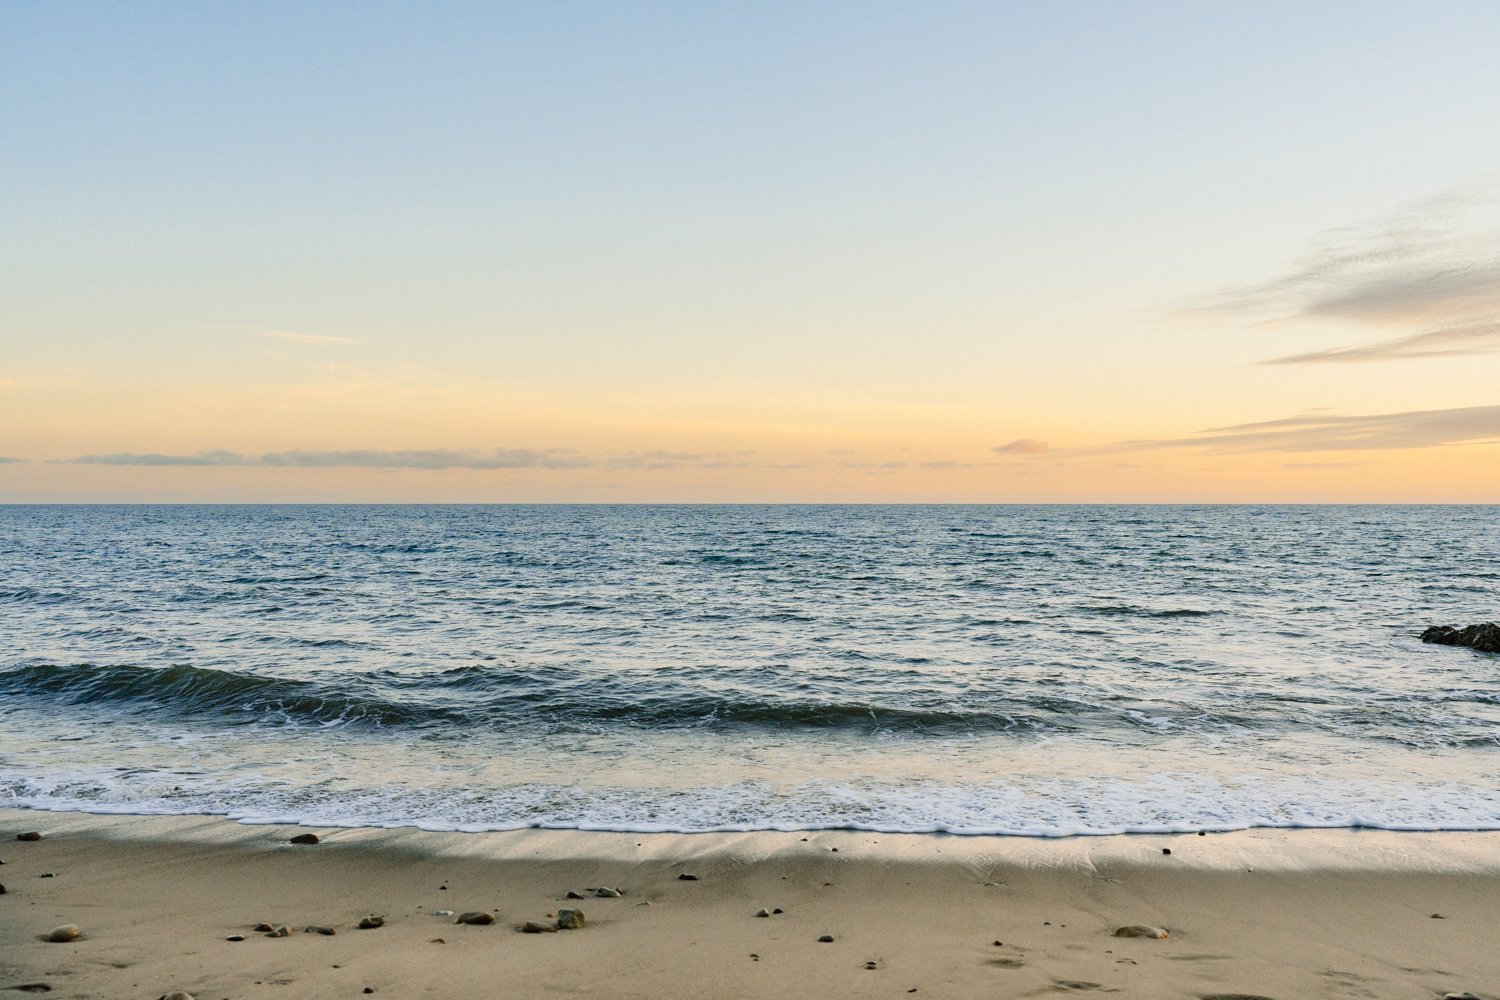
xmin=2 ymin=0 xmax=1498 ymax=502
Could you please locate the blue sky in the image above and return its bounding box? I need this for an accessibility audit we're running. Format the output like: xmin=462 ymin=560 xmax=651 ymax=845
xmin=3 ymin=1 xmax=1499 ymax=501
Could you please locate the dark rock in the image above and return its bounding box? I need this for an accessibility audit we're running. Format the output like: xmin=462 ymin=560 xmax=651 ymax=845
xmin=455 ymin=912 xmax=494 ymax=925
xmin=264 ymin=925 xmax=289 ymax=938
xmin=358 ymin=915 xmax=385 ymax=929
xmin=252 ymin=922 xmax=275 ymax=932
xmin=818 ymin=934 xmax=835 ymax=943
xmin=594 ymin=887 xmax=622 ymax=898
xmin=1421 ymin=622 xmax=1500 ymax=653
xmin=520 ymin=920 xmax=557 ymax=933
xmin=0 ymin=883 xmax=6 ymax=893
xmin=289 ymin=833 xmax=320 ymax=845
xmin=226 ymin=935 xmax=245 ymax=941
xmin=677 ymin=873 xmax=699 ymax=881
xmin=16 ymin=832 xmax=42 ymax=841
xmin=555 ymin=908 xmax=585 ymax=930
xmin=158 ymin=992 xmax=196 ymax=1000
xmin=772 ymin=907 xmax=783 ymax=914
xmin=39 ymin=872 xmax=55 ymax=878
xmin=11 ymin=985 xmax=51 ymax=993
xmin=1162 ymin=848 xmax=1171 ymax=855
xmin=305 ymin=925 xmax=336 ymax=935
xmin=566 ymin=891 xmax=586 ymax=900
xmin=754 ymin=908 xmax=770 ymax=917
xmin=46 ymin=924 xmax=80 ymax=942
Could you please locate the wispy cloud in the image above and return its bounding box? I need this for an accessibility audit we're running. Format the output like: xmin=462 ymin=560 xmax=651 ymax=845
xmin=993 ymin=438 xmax=1050 ymax=455
xmin=1103 ymin=404 xmax=1500 ymax=455
xmin=71 ymin=448 xmax=585 ymax=470
xmin=1207 ymin=184 xmax=1500 ymax=364
xmin=1264 ymin=319 xmax=1500 ymax=365
xmin=62 ymin=446 xmax=803 ymax=472
xmin=0 ymin=456 xmax=24 ymax=464
xmin=203 ymin=324 xmax=356 ymax=346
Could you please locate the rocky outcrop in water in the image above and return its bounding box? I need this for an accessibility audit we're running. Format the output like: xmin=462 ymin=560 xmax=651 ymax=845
xmin=1421 ymin=622 xmax=1500 ymax=653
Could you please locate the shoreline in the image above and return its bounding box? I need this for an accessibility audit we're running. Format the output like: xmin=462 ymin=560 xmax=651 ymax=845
xmin=2 ymin=808 xmax=1497 ymax=998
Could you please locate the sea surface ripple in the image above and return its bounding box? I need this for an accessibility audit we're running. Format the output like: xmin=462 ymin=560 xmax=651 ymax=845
xmin=2 ymin=504 xmax=1497 ymax=835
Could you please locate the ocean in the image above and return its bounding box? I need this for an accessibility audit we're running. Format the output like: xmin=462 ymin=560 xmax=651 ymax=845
xmin=2 ymin=504 xmax=1496 ymax=836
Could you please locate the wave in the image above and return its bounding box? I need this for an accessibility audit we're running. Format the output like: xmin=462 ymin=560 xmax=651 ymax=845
xmin=0 ymin=662 xmax=441 ymax=727
xmin=0 ymin=661 xmax=1072 ymax=735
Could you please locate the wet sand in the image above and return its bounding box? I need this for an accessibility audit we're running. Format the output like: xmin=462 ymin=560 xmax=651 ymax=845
xmin=1 ymin=808 xmax=1496 ymax=999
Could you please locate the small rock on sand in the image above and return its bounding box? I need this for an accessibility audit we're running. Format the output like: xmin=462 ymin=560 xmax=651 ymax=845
xmin=555 ymin=909 xmax=585 ymax=930
xmin=594 ymin=887 xmax=622 ymax=897
xmin=566 ymin=891 xmax=586 ymax=899
xmin=678 ymin=873 xmax=699 ymax=881
xmin=358 ymin=915 xmax=385 ymax=929
xmin=818 ymin=934 xmax=835 ymax=943
xmin=0 ymin=883 xmax=7 ymax=894
xmin=17 ymin=832 xmax=42 ymax=841
xmin=253 ymin=922 xmax=276 ymax=932
xmin=158 ymin=992 xmax=196 ymax=1000
xmin=1113 ymin=925 xmax=1168 ymax=939
xmin=455 ymin=912 xmax=494 ymax=925
xmin=289 ymin=833 xmax=320 ymax=845
xmin=521 ymin=920 xmax=557 ymax=933
xmin=47 ymin=924 xmax=81 ymax=942
xmin=754 ymin=908 xmax=770 ymax=917
xmin=226 ymin=935 xmax=245 ymax=941
xmin=265 ymin=925 xmax=290 ymax=938
xmin=1443 ymin=994 xmax=1481 ymax=1000
xmin=433 ymin=909 xmax=453 ymax=916
xmin=305 ymin=925 xmax=336 ymax=935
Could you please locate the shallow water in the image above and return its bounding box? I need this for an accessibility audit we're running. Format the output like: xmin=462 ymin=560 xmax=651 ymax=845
xmin=2 ymin=504 xmax=1497 ymax=835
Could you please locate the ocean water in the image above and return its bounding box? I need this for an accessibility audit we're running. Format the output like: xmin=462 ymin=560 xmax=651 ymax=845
xmin=1 ymin=504 xmax=1497 ymax=837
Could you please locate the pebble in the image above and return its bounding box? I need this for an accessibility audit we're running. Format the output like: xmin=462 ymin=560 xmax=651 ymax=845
xmin=305 ymin=925 xmax=336 ymax=935
xmin=47 ymin=924 xmax=81 ymax=942
xmin=555 ymin=908 xmax=585 ymax=930
xmin=0 ymin=883 xmax=6 ymax=894
xmin=455 ymin=912 xmax=494 ymax=925
xmin=1444 ymin=994 xmax=1480 ymax=1000
xmin=678 ymin=873 xmax=699 ymax=881
xmin=594 ymin=887 xmax=622 ymax=898
xmin=358 ymin=915 xmax=385 ymax=929
xmin=1161 ymin=848 xmax=1171 ymax=855
xmin=252 ymin=923 xmax=276 ymax=932
xmin=265 ymin=925 xmax=290 ymax=938
xmin=566 ymin=891 xmax=586 ymax=900
xmin=772 ymin=908 xmax=783 ymax=914
xmin=433 ymin=909 xmax=453 ymax=916
xmin=521 ymin=920 xmax=557 ymax=934
xmin=289 ymin=833 xmax=320 ymax=845
xmin=39 ymin=872 xmax=56 ymax=878
xmin=226 ymin=935 xmax=245 ymax=941
xmin=1431 ymin=913 xmax=1446 ymax=919
xmin=1113 ymin=925 xmax=1168 ymax=939
xmin=158 ymin=992 xmax=196 ymax=1000
xmin=17 ymin=832 xmax=42 ymax=841
xmin=754 ymin=908 xmax=771 ymax=918
xmin=865 ymin=961 xmax=878 ymax=970
xmin=818 ymin=934 xmax=835 ymax=943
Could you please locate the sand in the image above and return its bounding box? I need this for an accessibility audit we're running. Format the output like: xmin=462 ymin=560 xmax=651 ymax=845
xmin=1 ymin=807 xmax=1496 ymax=999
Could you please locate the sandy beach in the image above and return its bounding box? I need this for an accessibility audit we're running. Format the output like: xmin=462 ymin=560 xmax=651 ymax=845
xmin=1 ymin=808 xmax=1496 ymax=999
